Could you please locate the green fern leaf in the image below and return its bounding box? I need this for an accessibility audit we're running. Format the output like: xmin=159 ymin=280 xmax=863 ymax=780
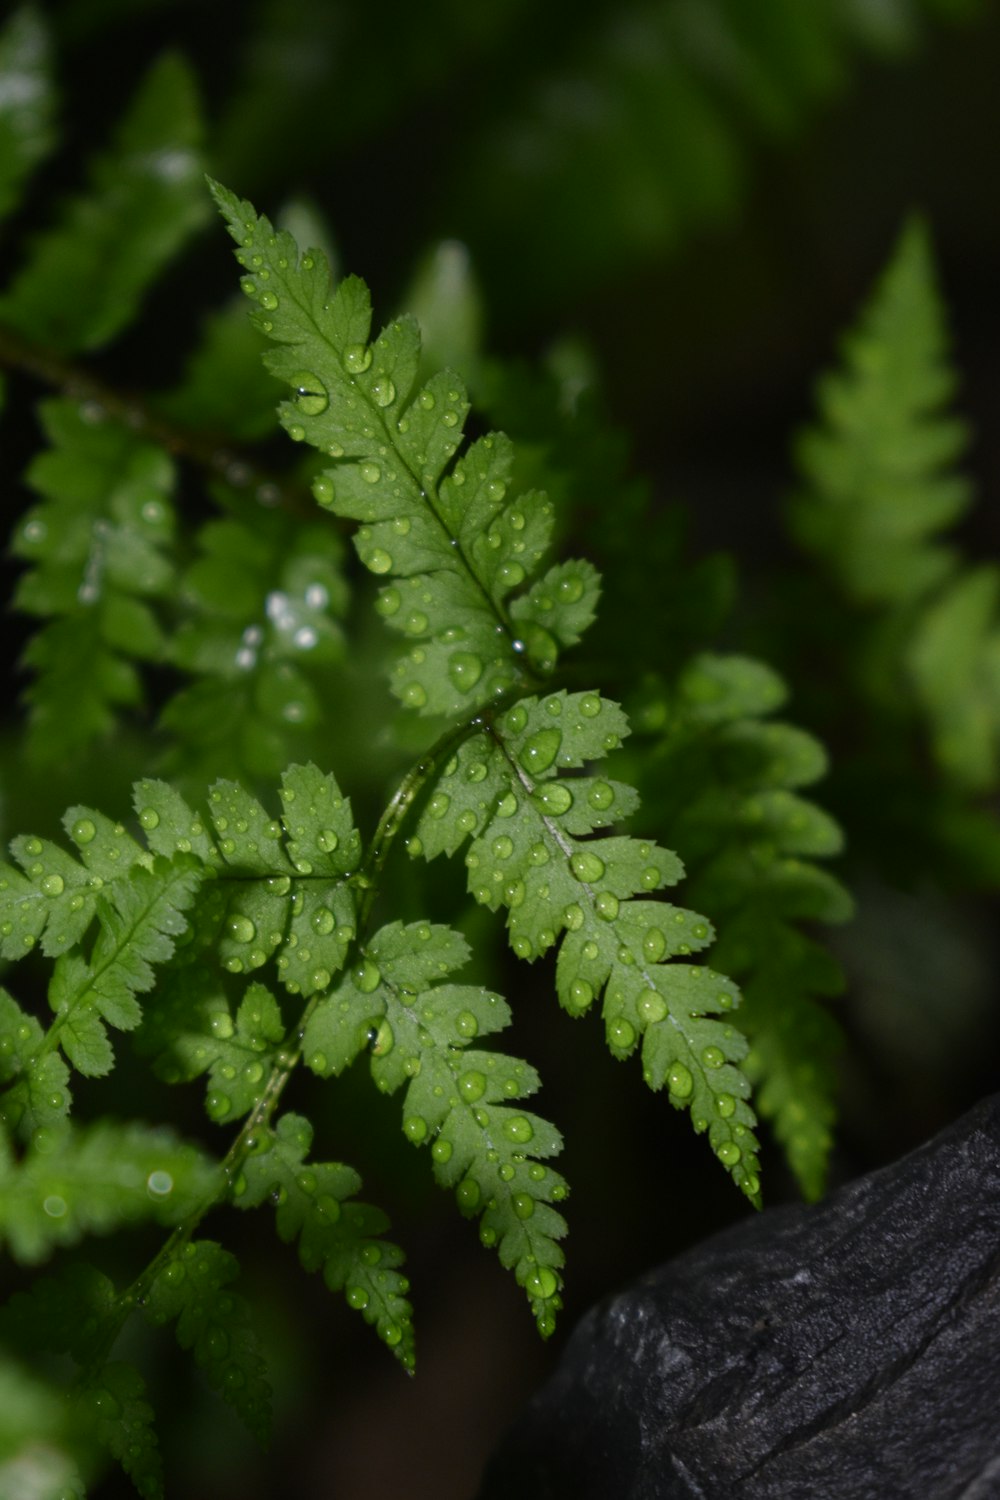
xmin=304 ymin=920 xmax=568 ymax=1334
xmin=74 ymin=1362 xmax=163 ymax=1500
xmin=212 ymin=182 xmax=599 ymax=709
xmin=0 ymin=7 xmax=56 ymax=224
xmin=906 ymin=564 xmax=1000 ymax=792
xmin=0 ymin=1349 xmax=86 ymax=1499
xmin=0 ymin=988 xmax=70 ymax=1140
xmin=160 ymin=506 xmax=348 ymax=785
xmin=791 ymin=217 xmax=971 ymax=607
xmin=0 ymin=53 xmax=207 ymax=352
xmin=235 ymin=1112 xmax=415 ymax=1370
xmin=12 ymin=398 xmax=178 ymax=761
xmin=634 ymin=653 xmax=851 ymax=1199
xmin=0 ymin=1120 xmax=219 ymax=1262
xmin=145 ymin=1239 xmax=272 ymax=1444
xmin=411 ymin=691 xmax=760 ymax=1201
xmin=47 ymin=856 xmax=203 ymax=1078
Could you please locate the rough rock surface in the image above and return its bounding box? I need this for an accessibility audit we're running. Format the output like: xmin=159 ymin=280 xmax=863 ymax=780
xmin=478 ymin=1095 xmax=1000 ymax=1499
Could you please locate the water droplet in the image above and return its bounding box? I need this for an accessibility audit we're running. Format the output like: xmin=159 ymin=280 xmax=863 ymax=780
xmin=608 ymin=1018 xmax=636 ymax=1051
xmin=637 ymin=989 xmax=667 ymax=1023
xmin=41 ymin=874 xmax=64 ymax=897
xmin=570 ymin=850 xmax=605 ymax=884
xmin=448 ymin=652 xmax=483 ymax=692
xmin=402 ymin=681 xmax=428 ymax=708
xmin=456 ymin=1177 xmax=481 ymax=1213
xmin=428 ymin=792 xmax=451 ymax=819
xmin=567 ymin=978 xmax=593 ymax=1013
xmin=579 ymin=694 xmax=602 ymax=718
xmin=513 ymin=1192 xmax=534 ymax=1220
xmin=404 ymin=610 xmax=428 ymax=634
xmin=207 ymin=1091 xmax=231 ymax=1120
xmin=72 ymin=819 xmax=96 ymax=844
xmin=359 ymin=461 xmax=381 ymax=484
xmin=455 ymin=1009 xmax=479 ymax=1038
xmin=210 ymin=1013 xmax=234 ymax=1039
xmin=531 ymin=783 xmax=572 ymax=816
xmin=287 ymin=371 xmax=328 ymax=416
xmin=354 ymin=956 xmax=382 ymax=994
xmin=503 ymin=705 xmax=528 ymax=734
xmin=404 ymin=1115 xmax=428 ymax=1143
xmin=316 ymin=828 xmax=340 ymax=853
xmin=702 ymin=1046 xmax=725 ymax=1069
xmin=667 ymin=1063 xmax=693 ymax=1098
xmin=346 ymin=1285 xmax=369 ymax=1310
xmin=259 ymin=290 xmax=278 ymax=311
xmin=587 ymin=781 xmax=614 ymax=812
xmin=138 ymin=806 xmax=161 ymax=832
xmin=717 ymin=1141 xmax=741 ymax=1166
xmin=343 ymin=344 xmax=372 ymax=374
xmin=227 ymin=916 xmax=256 ymax=945
xmin=558 ymin=575 xmax=584 ymax=603
xmin=519 ymin=728 xmax=561 ymax=774
xmin=367 ymin=547 xmax=393 ymax=574
xmin=640 ymin=866 xmax=661 ymax=891
xmin=311 ymin=907 xmax=336 ymax=936
xmin=432 ymin=1137 xmax=453 ymax=1163
xmin=376 ymin=586 xmax=401 ymax=616
xmin=372 ymin=375 xmax=396 ymax=407
xmin=595 ymin=892 xmax=619 ymax=920
xmin=503 ymin=1115 xmax=533 ymax=1143
xmin=459 ymin=1069 xmax=486 ymax=1102
xmin=642 ymin=928 xmax=667 ymax=963
xmin=715 ymin=1093 xmax=736 ymax=1118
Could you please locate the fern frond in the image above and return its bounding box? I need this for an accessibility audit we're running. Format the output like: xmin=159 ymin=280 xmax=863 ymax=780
xmin=0 ymin=7 xmax=56 ymax=225
xmin=0 ymin=1120 xmax=219 ymax=1262
xmin=235 ymin=1112 xmax=415 ymax=1370
xmin=0 ymin=53 xmax=207 ymax=353
xmin=145 ymin=1239 xmax=272 ymax=1443
xmin=414 ymin=692 xmax=761 ymax=1203
xmin=160 ymin=504 xmax=349 ymax=786
xmin=0 ymin=1349 xmax=86 ymax=1500
xmin=304 ymin=920 xmax=568 ymax=1335
xmin=634 ymin=654 xmax=850 ymax=1198
xmin=75 ymin=1362 xmax=162 ymax=1500
xmin=12 ymin=398 xmax=179 ymax=762
xmin=790 ymin=217 xmax=970 ymax=607
xmin=212 ymin=182 xmax=600 ymax=712
xmin=1 ymin=1263 xmax=165 ymax=1497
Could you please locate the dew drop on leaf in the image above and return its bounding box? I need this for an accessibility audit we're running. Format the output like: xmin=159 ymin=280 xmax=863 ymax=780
xmin=637 ymin=989 xmax=667 ymax=1023
xmin=667 ymin=1063 xmax=694 ymax=1098
xmin=448 ymin=652 xmax=484 ymax=692
xmin=343 ymin=344 xmax=372 ymax=374
xmin=503 ymin=1115 xmax=533 ymax=1143
xmin=570 ymin=850 xmax=605 ymax=884
xmin=459 ymin=1069 xmax=486 ymax=1102
xmin=371 ymin=376 xmax=396 ymax=407
xmin=579 ymin=694 xmax=602 ymax=718
xmin=228 ymin=916 xmax=256 ymax=945
xmin=702 ymin=1046 xmax=725 ymax=1069
xmin=290 ymin=370 xmax=329 ymax=415
xmin=717 ymin=1141 xmax=741 ymax=1166
xmin=519 ymin=728 xmax=561 ymax=774
xmin=41 ymin=874 xmax=64 ymax=896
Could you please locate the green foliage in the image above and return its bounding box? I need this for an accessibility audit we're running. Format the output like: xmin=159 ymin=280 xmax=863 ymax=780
xmin=0 ymin=3 xmax=995 ymax=1494
xmin=792 ymin=218 xmax=1000 ymax=796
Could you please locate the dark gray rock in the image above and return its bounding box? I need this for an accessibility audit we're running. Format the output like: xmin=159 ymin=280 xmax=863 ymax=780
xmin=478 ymin=1095 xmax=1000 ymax=1499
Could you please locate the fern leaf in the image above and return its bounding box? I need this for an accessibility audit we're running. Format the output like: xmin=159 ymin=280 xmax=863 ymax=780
xmin=0 ymin=7 xmax=56 ymax=224
xmin=138 ymin=973 xmax=286 ymax=1126
xmin=304 ymin=920 xmax=568 ymax=1334
xmin=12 ymin=398 xmax=178 ymax=762
xmin=235 ymin=1112 xmax=415 ymax=1370
xmin=0 ymin=53 xmax=207 ymax=352
xmin=46 ymin=856 xmax=203 ymax=1078
xmin=75 ymin=1362 xmax=163 ymax=1500
xmin=0 ymin=988 xmax=70 ymax=1140
xmin=409 ymin=692 xmax=760 ymax=1202
xmin=634 ymin=654 xmax=850 ymax=1199
xmin=160 ymin=505 xmax=348 ymax=785
xmin=791 ymin=217 xmax=971 ymax=607
xmin=0 ymin=1120 xmax=219 ymax=1262
xmin=212 ymin=182 xmax=600 ymax=710
xmin=144 ymin=1239 xmax=272 ymax=1444
xmin=906 ymin=564 xmax=1000 ymax=792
